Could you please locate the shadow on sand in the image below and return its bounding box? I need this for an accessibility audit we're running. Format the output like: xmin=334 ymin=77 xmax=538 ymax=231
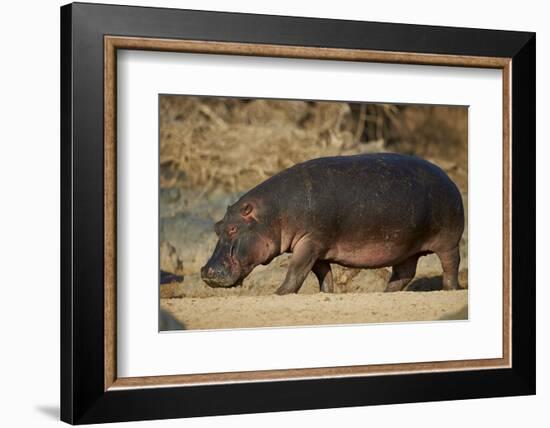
xmin=160 ymin=309 xmax=186 ymax=331
xmin=407 ymin=274 xmax=469 ymax=293
xmin=407 ymin=275 xmax=444 ymax=292
xmin=439 ymin=304 xmax=469 ymax=320
xmin=406 ymin=275 xmax=468 ymax=320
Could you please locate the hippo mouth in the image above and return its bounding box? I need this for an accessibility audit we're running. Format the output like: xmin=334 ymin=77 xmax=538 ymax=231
xmin=200 ymin=259 xmax=248 ymax=288
xmin=200 ymin=258 xmax=257 ymax=288
xmin=201 ymin=274 xmax=243 ymax=289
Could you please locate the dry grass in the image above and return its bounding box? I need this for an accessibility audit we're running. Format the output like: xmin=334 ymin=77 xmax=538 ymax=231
xmin=160 ymin=96 xmax=467 ymax=198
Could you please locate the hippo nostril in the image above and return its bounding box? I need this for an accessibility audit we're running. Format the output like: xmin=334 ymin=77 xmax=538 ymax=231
xmin=200 ymin=265 xmax=217 ymax=279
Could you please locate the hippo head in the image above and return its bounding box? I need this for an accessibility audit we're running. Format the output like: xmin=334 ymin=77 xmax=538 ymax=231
xmin=201 ymin=200 xmax=277 ymax=288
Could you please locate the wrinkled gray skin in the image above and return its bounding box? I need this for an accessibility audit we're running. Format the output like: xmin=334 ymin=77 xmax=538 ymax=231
xmin=201 ymin=153 xmax=464 ymax=294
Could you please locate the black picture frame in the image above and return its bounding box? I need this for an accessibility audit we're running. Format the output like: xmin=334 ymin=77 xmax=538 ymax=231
xmin=61 ymin=2 xmax=535 ymax=424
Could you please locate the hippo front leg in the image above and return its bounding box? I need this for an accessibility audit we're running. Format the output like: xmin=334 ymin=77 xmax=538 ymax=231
xmin=276 ymin=239 xmax=319 ymax=295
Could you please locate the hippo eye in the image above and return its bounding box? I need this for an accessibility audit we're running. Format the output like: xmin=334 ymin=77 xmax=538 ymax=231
xmin=228 ymin=225 xmax=238 ymax=236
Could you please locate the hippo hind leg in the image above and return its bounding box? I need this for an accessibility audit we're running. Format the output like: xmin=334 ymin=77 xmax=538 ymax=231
xmin=385 ymin=254 xmax=419 ymax=292
xmin=436 ymin=247 xmax=460 ymax=290
xmin=312 ymin=260 xmax=334 ymax=293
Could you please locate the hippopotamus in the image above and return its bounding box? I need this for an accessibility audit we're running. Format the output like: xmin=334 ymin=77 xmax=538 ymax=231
xmin=200 ymin=153 xmax=464 ymax=294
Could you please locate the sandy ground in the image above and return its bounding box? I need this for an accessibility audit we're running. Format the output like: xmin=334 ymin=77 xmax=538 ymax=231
xmin=159 ymin=248 xmax=468 ymax=331
xmin=161 ymin=290 xmax=468 ymax=330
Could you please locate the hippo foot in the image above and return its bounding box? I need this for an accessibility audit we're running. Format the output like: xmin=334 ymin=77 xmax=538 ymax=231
xmin=442 ymin=281 xmax=459 ymax=291
xmin=384 ymin=282 xmax=407 ymax=292
xmin=275 ymin=286 xmax=296 ymax=295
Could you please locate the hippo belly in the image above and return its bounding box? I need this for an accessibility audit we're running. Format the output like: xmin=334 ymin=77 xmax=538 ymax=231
xmin=325 ymin=240 xmax=423 ymax=269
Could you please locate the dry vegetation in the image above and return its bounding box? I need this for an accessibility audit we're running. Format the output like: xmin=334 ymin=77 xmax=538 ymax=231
xmin=160 ymin=96 xmax=467 ymax=196
xmin=158 ymin=95 xmax=468 ymax=329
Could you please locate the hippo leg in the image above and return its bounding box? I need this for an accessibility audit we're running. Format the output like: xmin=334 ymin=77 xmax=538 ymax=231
xmin=276 ymin=240 xmax=319 ymax=295
xmin=385 ymin=254 xmax=419 ymax=292
xmin=436 ymin=247 xmax=460 ymax=290
xmin=312 ymin=261 xmax=334 ymax=293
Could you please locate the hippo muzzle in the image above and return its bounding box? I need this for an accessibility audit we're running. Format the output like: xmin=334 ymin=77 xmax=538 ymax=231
xmin=200 ymin=240 xmax=243 ymax=288
xmin=200 ymin=264 xmax=241 ymax=288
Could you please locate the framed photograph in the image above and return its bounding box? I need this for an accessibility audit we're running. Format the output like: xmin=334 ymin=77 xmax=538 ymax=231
xmin=61 ymin=2 xmax=535 ymax=424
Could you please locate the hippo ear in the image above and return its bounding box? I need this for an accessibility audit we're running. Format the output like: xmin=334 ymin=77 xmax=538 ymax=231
xmin=240 ymin=203 xmax=253 ymax=218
